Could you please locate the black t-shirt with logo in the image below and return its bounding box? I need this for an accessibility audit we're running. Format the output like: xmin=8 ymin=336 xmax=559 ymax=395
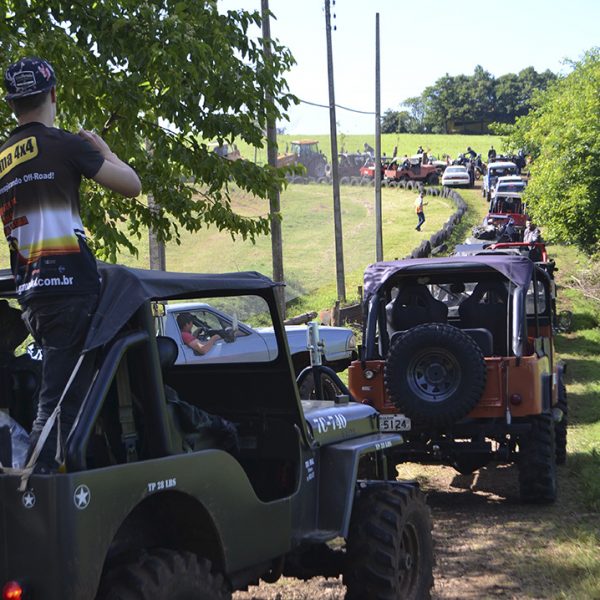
xmin=0 ymin=122 xmax=104 ymax=299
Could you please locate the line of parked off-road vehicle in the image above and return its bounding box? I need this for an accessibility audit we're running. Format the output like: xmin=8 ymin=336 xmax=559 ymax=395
xmin=0 ymin=150 xmax=562 ymax=598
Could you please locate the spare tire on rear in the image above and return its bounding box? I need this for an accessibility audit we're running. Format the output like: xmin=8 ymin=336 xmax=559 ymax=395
xmin=384 ymin=323 xmax=486 ymax=427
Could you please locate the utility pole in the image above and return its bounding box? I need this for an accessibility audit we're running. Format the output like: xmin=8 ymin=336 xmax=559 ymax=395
xmin=325 ymin=0 xmax=346 ymax=302
xmin=374 ymin=12 xmax=383 ymax=262
xmin=261 ymin=0 xmax=286 ymax=318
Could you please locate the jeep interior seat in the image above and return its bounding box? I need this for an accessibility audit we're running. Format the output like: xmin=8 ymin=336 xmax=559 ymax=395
xmin=461 ymin=328 xmax=494 ymax=357
xmin=458 ymin=281 xmax=509 ymax=356
xmin=155 ymin=336 xmax=237 ymax=455
xmin=386 ymin=283 xmax=448 ymax=335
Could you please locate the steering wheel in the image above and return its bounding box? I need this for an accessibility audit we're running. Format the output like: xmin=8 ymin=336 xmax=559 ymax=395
xmin=191 ymin=317 xmax=211 ymax=340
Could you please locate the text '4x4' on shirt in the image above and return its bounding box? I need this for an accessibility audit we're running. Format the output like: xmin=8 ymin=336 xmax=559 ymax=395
xmin=0 ymin=122 xmax=104 ymax=299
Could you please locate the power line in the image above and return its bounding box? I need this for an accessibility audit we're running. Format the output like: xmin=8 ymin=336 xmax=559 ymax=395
xmin=298 ymin=97 xmax=375 ymax=116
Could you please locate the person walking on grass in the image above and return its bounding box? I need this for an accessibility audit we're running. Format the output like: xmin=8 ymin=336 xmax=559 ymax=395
xmin=415 ymin=189 xmax=427 ymax=231
xmin=0 ymin=56 xmax=141 ymax=472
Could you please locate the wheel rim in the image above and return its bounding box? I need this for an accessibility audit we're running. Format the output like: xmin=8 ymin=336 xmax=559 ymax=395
xmin=406 ymin=347 xmax=461 ymax=402
xmin=398 ymin=520 xmax=420 ymax=593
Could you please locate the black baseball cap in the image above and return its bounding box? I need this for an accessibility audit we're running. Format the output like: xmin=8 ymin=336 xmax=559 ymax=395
xmin=4 ymin=57 xmax=56 ymax=100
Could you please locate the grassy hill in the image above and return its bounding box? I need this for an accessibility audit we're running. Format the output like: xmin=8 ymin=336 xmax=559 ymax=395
xmin=105 ymin=183 xmax=455 ymax=306
xmin=235 ymin=133 xmax=504 ymax=165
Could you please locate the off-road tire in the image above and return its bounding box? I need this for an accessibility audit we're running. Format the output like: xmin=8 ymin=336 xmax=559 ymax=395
xmin=344 ymin=483 xmax=434 ymax=600
xmin=518 ymin=414 xmax=557 ymax=504
xmin=384 ymin=324 xmax=486 ymax=427
xmin=425 ymin=173 xmax=439 ymax=185
xmin=299 ymin=371 xmax=341 ymax=400
xmin=555 ymin=381 xmax=568 ymax=465
xmin=98 ymin=549 xmax=230 ymax=600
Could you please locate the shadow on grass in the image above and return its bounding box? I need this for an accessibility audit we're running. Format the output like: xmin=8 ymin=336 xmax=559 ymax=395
xmin=566 ymin=389 xmax=600 ymax=425
xmin=560 ymin=358 xmax=600 ymax=386
xmin=568 ymin=450 xmax=600 ymax=512
xmin=557 ymin=331 xmax=600 ymax=356
xmin=423 ymin=462 xmax=600 ymax=599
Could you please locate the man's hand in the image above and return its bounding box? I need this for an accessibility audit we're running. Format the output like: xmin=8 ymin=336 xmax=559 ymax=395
xmin=78 ymin=129 xmax=113 ymax=159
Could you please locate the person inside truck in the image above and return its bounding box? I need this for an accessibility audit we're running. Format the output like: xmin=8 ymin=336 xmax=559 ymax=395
xmin=177 ymin=312 xmax=221 ymax=355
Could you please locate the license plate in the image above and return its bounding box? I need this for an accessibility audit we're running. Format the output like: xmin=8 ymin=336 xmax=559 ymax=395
xmin=379 ymin=414 xmax=411 ymax=432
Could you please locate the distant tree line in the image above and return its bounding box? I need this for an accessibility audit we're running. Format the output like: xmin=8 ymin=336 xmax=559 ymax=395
xmin=382 ymin=66 xmax=556 ymax=134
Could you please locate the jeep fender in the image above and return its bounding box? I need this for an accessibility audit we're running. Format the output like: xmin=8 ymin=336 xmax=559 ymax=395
xmin=315 ymin=432 xmax=404 ymax=539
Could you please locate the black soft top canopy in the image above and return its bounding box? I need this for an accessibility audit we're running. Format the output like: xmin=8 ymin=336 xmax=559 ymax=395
xmin=363 ymin=255 xmax=534 ymax=300
xmin=0 ymin=263 xmax=277 ymax=351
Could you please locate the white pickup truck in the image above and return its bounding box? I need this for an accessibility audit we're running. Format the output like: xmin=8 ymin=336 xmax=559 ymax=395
xmin=155 ymin=301 xmax=358 ymax=377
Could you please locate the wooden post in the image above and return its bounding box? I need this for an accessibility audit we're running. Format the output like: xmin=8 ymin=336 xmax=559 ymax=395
xmin=147 ymin=191 xmax=165 ymax=271
xmin=374 ymin=13 xmax=383 ymax=262
xmin=325 ymin=0 xmax=346 ymax=302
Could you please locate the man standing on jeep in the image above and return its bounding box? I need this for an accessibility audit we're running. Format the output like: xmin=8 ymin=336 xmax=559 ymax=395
xmin=0 ymin=57 xmax=141 ymax=471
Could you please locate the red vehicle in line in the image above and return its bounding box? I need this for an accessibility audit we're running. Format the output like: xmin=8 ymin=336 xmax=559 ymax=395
xmin=359 ymin=157 xmax=392 ymax=180
xmin=383 ymin=156 xmax=439 ymax=185
xmin=485 ymin=192 xmax=528 ymax=234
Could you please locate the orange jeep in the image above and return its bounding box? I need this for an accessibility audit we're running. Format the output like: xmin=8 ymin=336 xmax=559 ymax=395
xmin=349 ymin=254 xmax=567 ymax=503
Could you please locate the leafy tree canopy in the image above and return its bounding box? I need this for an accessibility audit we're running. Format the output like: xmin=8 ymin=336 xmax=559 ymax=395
xmin=0 ymin=0 xmax=297 ymax=260
xmin=506 ymin=49 xmax=600 ymax=254
xmin=384 ymin=66 xmax=556 ymax=134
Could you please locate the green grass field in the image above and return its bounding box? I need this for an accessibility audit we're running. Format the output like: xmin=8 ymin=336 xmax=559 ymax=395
xmin=72 ymin=183 xmax=456 ymax=308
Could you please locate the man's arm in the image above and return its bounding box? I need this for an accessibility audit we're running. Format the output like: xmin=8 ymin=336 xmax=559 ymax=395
xmin=78 ymin=129 xmax=142 ymax=198
xmin=185 ymin=334 xmax=221 ymax=356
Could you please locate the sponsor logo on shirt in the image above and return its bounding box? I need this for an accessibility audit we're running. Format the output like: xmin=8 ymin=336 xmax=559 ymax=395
xmin=0 ymin=136 xmax=39 ymax=178
xmin=16 ymin=274 xmax=75 ymax=294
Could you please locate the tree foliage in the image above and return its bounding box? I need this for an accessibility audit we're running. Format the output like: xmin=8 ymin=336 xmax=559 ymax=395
xmin=384 ymin=66 xmax=556 ymax=134
xmin=507 ymin=49 xmax=600 ymax=253
xmin=0 ymin=0 xmax=297 ymax=260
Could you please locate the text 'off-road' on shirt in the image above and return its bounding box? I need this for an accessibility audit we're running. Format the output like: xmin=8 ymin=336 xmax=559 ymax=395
xmin=0 ymin=122 xmax=104 ymax=299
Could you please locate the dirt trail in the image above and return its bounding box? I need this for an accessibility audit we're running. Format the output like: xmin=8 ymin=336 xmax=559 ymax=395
xmin=234 ymin=462 xmax=591 ymax=600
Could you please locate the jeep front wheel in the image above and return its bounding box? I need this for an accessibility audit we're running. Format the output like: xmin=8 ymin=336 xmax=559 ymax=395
xmin=344 ymin=483 xmax=434 ymax=600
xmin=98 ymin=550 xmax=230 ymax=600
xmin=384 ymin=324 xmax=486 ymax=427
xmin=298 ymin=371 xmax=341 ymax=400
xmin=518 ymin=414 xmax=557 ymax=504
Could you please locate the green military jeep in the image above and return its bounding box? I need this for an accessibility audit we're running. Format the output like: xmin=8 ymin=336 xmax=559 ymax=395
xmin=0 ymin=263 xmax=433 ymax=599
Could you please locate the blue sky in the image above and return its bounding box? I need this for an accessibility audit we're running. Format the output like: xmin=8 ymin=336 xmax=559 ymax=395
xmin=219 ymin=0 xmax=599 ymax=134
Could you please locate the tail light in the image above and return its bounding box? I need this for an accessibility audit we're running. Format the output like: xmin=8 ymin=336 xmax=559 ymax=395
xmin=510 ymin=393 xmax=522 ymax=406
xmin=2 ymin=582 xmax=23 ymax=600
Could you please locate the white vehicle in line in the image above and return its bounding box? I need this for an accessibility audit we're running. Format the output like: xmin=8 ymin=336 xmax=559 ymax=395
xmin=492 ymin=175 xmax=527 ymax=199
xmin=482 ymin=161 xmax=518 ymax=200
xmin=441 ymin=165 xmax=471 ymax=187
xmin=157 ymin=302 xmax=358 ymax=375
